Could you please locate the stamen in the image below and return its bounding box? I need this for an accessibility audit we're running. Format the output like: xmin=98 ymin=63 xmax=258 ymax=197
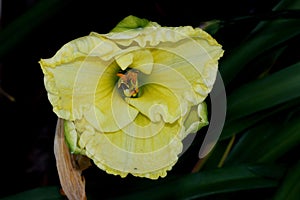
xmin=117 ymin=70 xmax=139 ymax=97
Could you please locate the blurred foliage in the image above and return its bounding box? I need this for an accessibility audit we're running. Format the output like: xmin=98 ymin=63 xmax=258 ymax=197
xmin=1 ymin=0 xmax=300 ymax=199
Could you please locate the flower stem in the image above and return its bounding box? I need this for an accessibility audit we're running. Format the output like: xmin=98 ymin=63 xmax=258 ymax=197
xmin=217 ymin=135 xmax=236 ymax=168
xmin=0 ymin=86 xmax=15 ymax=102
xmin=191 ymin=154 xmax=210 ymax=173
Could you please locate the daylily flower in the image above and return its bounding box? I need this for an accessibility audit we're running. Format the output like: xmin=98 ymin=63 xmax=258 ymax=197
xmin=39 ymin=15 xmax=224 ymax=179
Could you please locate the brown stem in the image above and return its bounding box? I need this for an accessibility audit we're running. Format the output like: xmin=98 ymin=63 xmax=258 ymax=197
xmin=191 ymin=155 xmax=209 ymax=173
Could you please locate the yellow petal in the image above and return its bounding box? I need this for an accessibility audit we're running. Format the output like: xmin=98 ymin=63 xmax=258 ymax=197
xmin=84 ymin=85 xmax=139 ymax=132
xmin=150 ymin=39 xmax=223 ymax=103
xmin=182 ymin=102 xmax=208 ymax=139
xmin=39 ymin=34 xmax=121 ymax=120
xmin=104 ymin=25 xmax=223 ymax=103
xmin=80 ymin=61 xmax=138 ymax=132
xmin=78 ymin=114 xmax=183 ymax=179
xmin=121 ymin=113 xmax=165 ymax=139
xmin=126 ymin=83 xmax=181 ymax=123
xmin=103 ymin=23 xmax=223 ymax=50
xmin=115 ymin=49 xmax=153 ymax=74
xmin=140 ymin=61 xmax=198 ymax=115
xmin=40 ymin=34 xmax=139 ymax=131
xmin=115 ymin=53 xmax=133 ymax=71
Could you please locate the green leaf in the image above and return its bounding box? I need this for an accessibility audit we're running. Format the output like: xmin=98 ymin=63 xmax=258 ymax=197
xmin=220 ymin=0 xmax=300 ymax=85
xmin=220 ymin=97 xmax=300 ymax=140
xmin=226 ymin=112 xmax=300 ymax=164
xmin=244 ymin=45 xmax=287 ymax=80
xmin=221 ymin=111 xmax=277 ymax=141
xmin=226 ymin=62 xmax=300 ymax=122
xmin=257 ymin=114 xmax=300 ymax=163
xmin=106 ymin=165 xmax=284 ymax=200
xmin=0 ymin=0 xmax=71 ymax=59
xmin=220 ymin=19 xmax=300 ymax=85
xmin=0 ymin=186 xmax=63 ymax=200
xmin=272 ymin=0 xmax=300 ymax=10
xmin=225 ymin=119 xmax=278 ymax=164
xmin=274 ymin=160 xmax=300 ymax=200
xmin=248 ymin=164 xmax=287 ymax=180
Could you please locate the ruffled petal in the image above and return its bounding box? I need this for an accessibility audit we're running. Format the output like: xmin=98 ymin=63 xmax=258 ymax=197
xmin=77 ymin=114 xmax=183 ymax=179
xmin=115 ymin=49 xmax=153 ymax=74
xmin=40 ymin=34 xmax=139 ymax=131
xmin=182 ymin=102 xmax=208 ymax=139
xmin=102 ymin=25 xmax=224 ymax=103
xmin=84 ymin=93 xmax=139 ymax=133
xmin=126 ymin=83 xmax=181 ymax=123
xmin=39 ymin=34 xmax=122 ymax=120
xmin=83 ymin=62 xmax=139 ymax=132
xmin=140 ymin=61 xmax=197 ymax=114
xmin=102 ymin=23 xmax=223 ymax=51
xmin=150 ymin=40 xmax=223 ymax=103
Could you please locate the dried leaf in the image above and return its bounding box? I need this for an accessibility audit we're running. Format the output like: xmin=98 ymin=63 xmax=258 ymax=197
xmin=54 ymin=118 xmax=90 ymax=200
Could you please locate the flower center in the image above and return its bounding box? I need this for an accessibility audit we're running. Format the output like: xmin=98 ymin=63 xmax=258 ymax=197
xmin=117 ymin=69 xmax=139 ymax=98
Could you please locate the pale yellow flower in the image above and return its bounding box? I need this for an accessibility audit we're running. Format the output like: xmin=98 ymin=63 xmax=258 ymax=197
xmin=39 ymin=15 xmax=224 ymax=179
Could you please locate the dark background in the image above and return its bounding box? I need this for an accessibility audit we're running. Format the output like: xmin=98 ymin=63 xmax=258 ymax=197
xmin=0 ymin=0 xmax=280 ymax=198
